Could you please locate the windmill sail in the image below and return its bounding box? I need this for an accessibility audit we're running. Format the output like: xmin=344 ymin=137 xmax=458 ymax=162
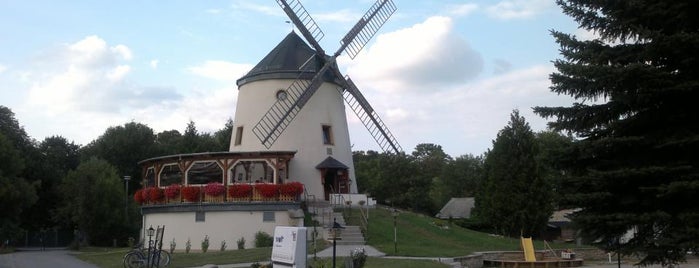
xmin=253 ymin=0 xmax=398 ymax=150
xmin=341 ymin=77 xmax=402 ymax=154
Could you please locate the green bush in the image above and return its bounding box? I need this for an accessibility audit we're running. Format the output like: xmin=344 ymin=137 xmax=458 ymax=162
xmin=237 ymin=237 xmax=246 ymax=249
xmin=254 ymin=231 xmax=273 ymax=247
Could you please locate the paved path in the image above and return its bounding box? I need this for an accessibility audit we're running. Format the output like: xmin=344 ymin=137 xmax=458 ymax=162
xmin=0 ymin=249 xmax=98 ymax=268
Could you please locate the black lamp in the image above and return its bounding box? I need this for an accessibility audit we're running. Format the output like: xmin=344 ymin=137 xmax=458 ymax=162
xmin=331 ymin=218 xmax=345 ymax=268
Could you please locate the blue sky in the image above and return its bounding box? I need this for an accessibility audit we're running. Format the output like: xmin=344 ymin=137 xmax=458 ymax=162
xmin=0 ymin=0 xmax=587 ymax=157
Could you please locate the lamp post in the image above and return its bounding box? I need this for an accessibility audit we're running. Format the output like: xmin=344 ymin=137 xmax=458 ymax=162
xmin=147 ymin=225 xmax=155 ymax=268
xmin=392 ymin=209 xmax=399 ymax=254
xmin=331 ymin=218 xmax=345 ymax=268
xmin=124 ymin=176 xmax=131 ymax=221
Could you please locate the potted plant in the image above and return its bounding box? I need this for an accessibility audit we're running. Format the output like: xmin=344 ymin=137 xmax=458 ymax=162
xmin=165 ymin=184 xmax=181 ymax=203
xmin=228 ymin=184 xmax=252 ymax=201
xmin=204 ymin=182 xmax=225 ymax=202
xmin=254 ymin=183 xmax=279 ymax=200
xmin=279 ymin=182 xmax=304 ymax=201
xmin=134 ymin=189 xmax=145 ymax=205
xmin=181 ymin=185 xmax=201 ymax=202
xmin=148 ymin=187 xmax=163 ymax=203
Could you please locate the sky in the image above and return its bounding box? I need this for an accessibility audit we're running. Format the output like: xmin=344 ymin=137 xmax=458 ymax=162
xmin=0 ymin=0 xmax=590 ymax=157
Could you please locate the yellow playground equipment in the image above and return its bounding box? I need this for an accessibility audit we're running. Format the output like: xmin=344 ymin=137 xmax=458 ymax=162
xmin=521 ymin=237 xmax=536 ymax=262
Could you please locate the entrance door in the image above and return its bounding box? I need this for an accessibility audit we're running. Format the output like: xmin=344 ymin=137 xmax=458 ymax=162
xmin=323 ymin=170 xmax=336 ymax=201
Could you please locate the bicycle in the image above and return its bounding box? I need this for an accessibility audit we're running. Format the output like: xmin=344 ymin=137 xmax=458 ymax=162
xmin=123 ymin=242 xmax=171 ymax=268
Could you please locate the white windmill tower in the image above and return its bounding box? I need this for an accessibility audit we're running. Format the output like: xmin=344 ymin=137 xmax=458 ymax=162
xmin=230 ymin=0 xmax=401 ymax=201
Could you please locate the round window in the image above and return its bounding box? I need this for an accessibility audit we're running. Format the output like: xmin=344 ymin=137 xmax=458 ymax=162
xmin=276 ymin=89 xmax=288 ymax=101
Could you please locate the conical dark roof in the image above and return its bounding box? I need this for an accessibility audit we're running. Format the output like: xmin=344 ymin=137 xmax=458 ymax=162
xmin=236 ymin=31 xmax=342 ymax=87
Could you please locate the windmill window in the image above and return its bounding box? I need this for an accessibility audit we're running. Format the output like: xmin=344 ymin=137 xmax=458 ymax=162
xmin=234 ymin=126 xmax=243 ymax=145
xmin=322 ymin=125 xmax=333 ymax=145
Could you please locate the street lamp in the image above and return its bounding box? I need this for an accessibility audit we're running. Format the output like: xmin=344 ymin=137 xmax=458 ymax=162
xmin=124 ymin=176 xmax=131 ymax=221
xmin=331 ymin=218 xmax=345 ymax=268
xmin=392 ymin=209 xmax=399 ymax=254
xmin=147 ymin=225 xmax=155 ymax=267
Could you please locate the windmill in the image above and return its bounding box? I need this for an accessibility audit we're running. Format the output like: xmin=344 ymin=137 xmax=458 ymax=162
xmin=230 ymin=0 xmax=401 ymax=200
xmin=253 ymin=0 xmax=402 ymax=154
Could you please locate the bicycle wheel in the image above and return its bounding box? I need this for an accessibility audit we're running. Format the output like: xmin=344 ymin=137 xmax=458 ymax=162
xmin=154 ymin=250 xmax=171 ymax=267
xmin=123 ymin=251 xmax=145 ymax=268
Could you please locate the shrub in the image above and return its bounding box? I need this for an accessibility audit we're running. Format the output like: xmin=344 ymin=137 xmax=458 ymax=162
xmin=255 ymin=184 xmax=279 ymax=198
xmin=204 ymin=182 xmax=225 ymax=196
xmin=165 ymin=184 xmax=180 ymax=199
xmin=228 ymin=184 xmax=253 ymax=198
xmin=182 ymin=186 xmax=200 ymax=202
xmin=279 ymin=182 xmax=304 ymax=196
xmin=201 ymin=235 xmax=210 ymax=253
xmin=185 ymin=238 xmax=191 ymax=253
xmin=350 ymin=247 xmax=367 ymax=268
xmin=220 ymin=240 xmax=227 ymax=252
xmin=254 ymin=231 xmax=273 ymax=247
xmin=237 ymin=237 xmax=245 ymax=249
xmin=169 ymin=238 xmax=176 ymax=254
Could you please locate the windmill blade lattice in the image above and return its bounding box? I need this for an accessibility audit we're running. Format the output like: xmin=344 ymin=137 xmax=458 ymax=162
xmin=341 ymin=0 xmax=396 ymax=59
xmin=341 ymin=77 xmax=402 ymax=154
xmin=275 ymin=0 xmax=325 ymax=54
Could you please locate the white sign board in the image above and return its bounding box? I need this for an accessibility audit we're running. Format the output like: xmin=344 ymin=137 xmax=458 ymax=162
xmin=271 ymin=226 xmax=307 ymax=268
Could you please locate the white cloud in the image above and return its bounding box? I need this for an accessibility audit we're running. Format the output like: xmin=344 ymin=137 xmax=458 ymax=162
xmin=188 ymin=60 xmax=252 ymax=82
xmin=150 ymin=59 xmax=159 ymax=69
xmin=107 ymin=65 xmax=131 ymax=81
xmin=0 ymin=64 xmax=7 ymax=74
xmin=449 ymin=3 xmax=479 ymax=16
xmin=344 ymin=16 xmax=483 ymax=93
xmin=25 ymin=36 xmax=138 ymax=113
xmin=486 ymin=0 xmax=553 ymax=20
xmin=206 ymin=9 xmax=221 ymax=14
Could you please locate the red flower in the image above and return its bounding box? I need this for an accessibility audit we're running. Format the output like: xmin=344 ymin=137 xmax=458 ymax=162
xmin=165 ymin=184 xmax=180 ymax=198
xmin=182 ymin=186 xmax=201 ymax=202
xmin=228 ymin=184 xmax=252 ymax=198
xmin=280 ymin=182 xmax=304 ymax=196
xmin=134 ymin=189 xmax=145 ymax=204
xmin=204 ymin=182 xmax=225 ymax=196
xmin=255 ymin=183 xmax=279 ymax=198
xmin=148 ymin=187 xmax=163 ymax=202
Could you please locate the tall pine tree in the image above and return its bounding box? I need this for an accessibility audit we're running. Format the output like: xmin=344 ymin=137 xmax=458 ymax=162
xmin=475 ymin=110 xmax=553 ymax=237
xmin=535 ymin=0 xmax=699 ymax=265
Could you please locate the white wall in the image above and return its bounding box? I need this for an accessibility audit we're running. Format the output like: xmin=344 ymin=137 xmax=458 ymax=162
xmin=143 ymin=210 xmax=298 ymax=251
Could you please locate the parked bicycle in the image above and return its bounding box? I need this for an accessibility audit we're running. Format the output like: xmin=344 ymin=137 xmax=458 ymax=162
xmin=123 ymin=242 xmax=171 ymax=268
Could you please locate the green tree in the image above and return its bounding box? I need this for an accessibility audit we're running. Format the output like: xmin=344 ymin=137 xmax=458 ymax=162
xmin=155 ymin=129 xmax=183 ymax=155
xmin=213 ymin=118 xmax=234 ymax=151
xmin=22 ymin=136 xmax=81 ymax=229
xmin=81 ymin=122 xmax=159 ymax=192
xmin=53 ymin=158 xmax=131 ymax=246
xmin=431 ymin=154 xmax=483 ymax=210
xmin=0 ymin=133 xmax=38 ymax=244
xmin=534 ymin=1 xmax=699 ymax=264
xmin=475 ymin=110 xmax=553 ymax=237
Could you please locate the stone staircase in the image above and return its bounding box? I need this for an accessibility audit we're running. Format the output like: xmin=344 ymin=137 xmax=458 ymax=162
xmin=307 ymin=201 xmax=366 ymax=246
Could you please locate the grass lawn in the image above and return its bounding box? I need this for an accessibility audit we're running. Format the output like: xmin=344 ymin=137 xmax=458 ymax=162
xmin=344 ymin=207 xmax=585 ymax=257
xmin=308 ymin=257 xmax=449 ymax=268
xmin=75 ymin=247 xmax=271 ymax=268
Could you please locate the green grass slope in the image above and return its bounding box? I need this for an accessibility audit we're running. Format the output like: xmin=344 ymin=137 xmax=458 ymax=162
xmin=344 ymin=207 xmax=579 ymax=257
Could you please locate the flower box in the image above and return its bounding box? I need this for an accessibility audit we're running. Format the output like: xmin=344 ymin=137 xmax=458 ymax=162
xmin=204 ymin=182 xmax=225 ymax=196
xmin=182 ymin=186 xmax=201 ymax=202
xmin=228 ymin=184 xmax=252 ymax=201
xmin=254 ymin=183 xmax=279 ymax=201
xmin=148 ymin=187 xmax=163 ymax=204
xmin=165 ymin=184 xmax=181 ymax=203
xmin=134 ymin=189 xmax=145 ymax=205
